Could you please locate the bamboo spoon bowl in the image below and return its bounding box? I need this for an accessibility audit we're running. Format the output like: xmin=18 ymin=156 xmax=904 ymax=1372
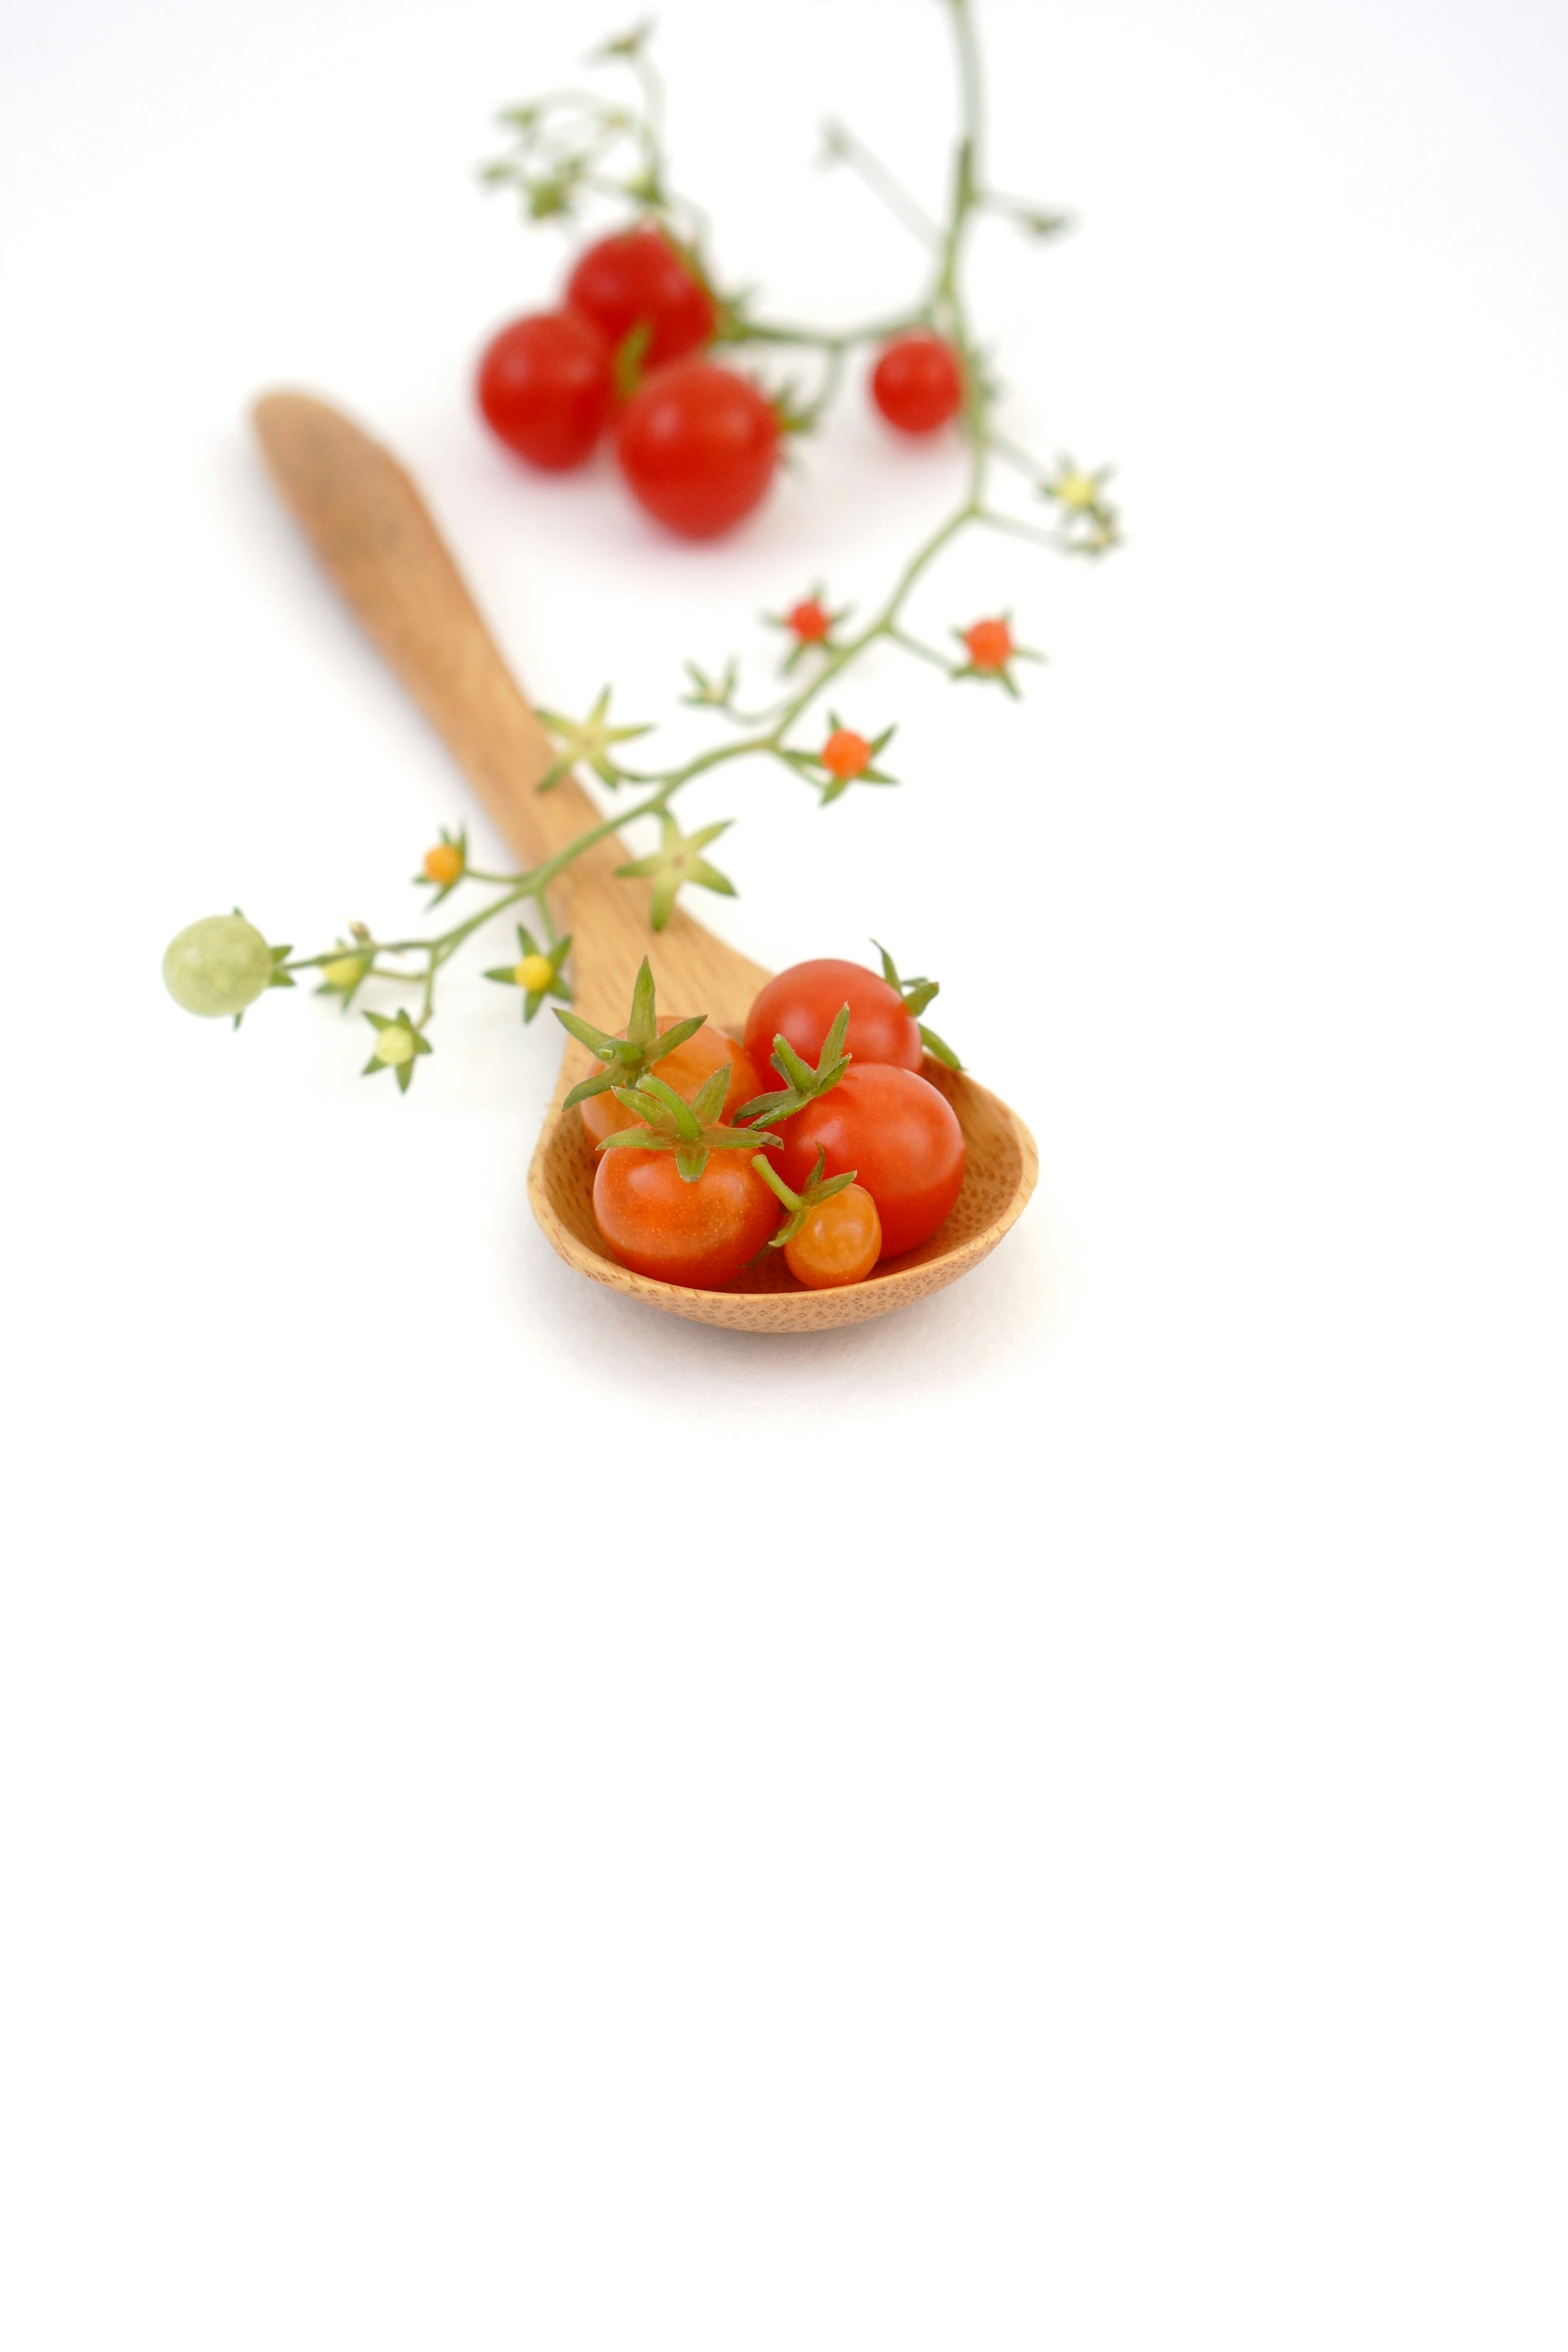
xmin=252 ymin=391 xmax=1038 ymax=1331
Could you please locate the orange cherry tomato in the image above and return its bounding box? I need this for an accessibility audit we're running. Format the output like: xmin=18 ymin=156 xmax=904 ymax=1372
xmin=578 ymin=1018 xmax=763 ymax=1149
xmin=783 ymin=1183 xmax=882 ymax=1289
xmin=592 ymin=1149 xmax=778 ymax=1289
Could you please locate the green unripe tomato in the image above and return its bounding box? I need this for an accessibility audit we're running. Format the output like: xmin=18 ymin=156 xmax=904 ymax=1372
xmin=163 ymin=914 xmax=274 ymax=1017
xmin=374 ymin=1023 xmax=416 ymax=1067
xmin=322 ymin=954 xmax=368 ymax=990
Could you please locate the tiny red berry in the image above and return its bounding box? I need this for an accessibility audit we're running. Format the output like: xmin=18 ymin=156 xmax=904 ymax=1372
xmin=962 ymin=617 xmax=1014 ymax=670
xmin=787 ymin=597 xmax=832 ymax=643
xmin=871 ymin=333 xmax=965 ymax=436
xmin=821 ymin=729 xmax=872 ymax=780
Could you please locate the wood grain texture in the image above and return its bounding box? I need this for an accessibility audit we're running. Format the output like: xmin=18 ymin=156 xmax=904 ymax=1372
xmin=252 ymin=389 xmax=1038 ymax=1331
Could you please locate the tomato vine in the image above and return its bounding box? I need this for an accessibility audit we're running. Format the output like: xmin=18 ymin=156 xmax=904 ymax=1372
xmin=165 ymin=0 xmax=1121 ymax=1079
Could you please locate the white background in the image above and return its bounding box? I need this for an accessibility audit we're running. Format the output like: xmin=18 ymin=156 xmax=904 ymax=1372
xmin=3 ymin=0 xmax=1567 ymax=2342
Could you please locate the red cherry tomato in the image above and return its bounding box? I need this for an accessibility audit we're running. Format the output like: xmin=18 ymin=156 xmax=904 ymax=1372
xmin=476 ymin=310 xmax=613 ymax=470
xmin=764 ymin=1065 xmax=964 ymax=1258
xmin=566 ymin=225 xmax=716 ymax=372
xmin=593 ymin=1149 xmax=778 ymax=1289
xmin=579 ymin=1018 xmax=763 ymax=1150
xmin=617 ymin=361 xmax=780 ymax=539
xmin=784 ymin=1183 xmax=882 ymax=1289
xmin=871 ymin=333 xmax=964 ymax=435
xmin=744 ymin=958 xmax=922 ymax=1080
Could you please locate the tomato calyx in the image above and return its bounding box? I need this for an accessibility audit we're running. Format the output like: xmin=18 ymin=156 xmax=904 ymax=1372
xmin=601 ymin=1065 xmax=781 ymax=1185
xmin=736 ymin=1002 xmax=853 ymax=1128
xmin=536 ymin=687 xmax=653 ymax=792
xmin=751 ymin=1146 xmax=859 ymax=1248
xmin=483 ymin=923 xmax=573 ymax=1024
xmin=555 ymin=955 xmax=706 ymax=1112
xmin=870 ymin=940 xmax=963 ymax=1070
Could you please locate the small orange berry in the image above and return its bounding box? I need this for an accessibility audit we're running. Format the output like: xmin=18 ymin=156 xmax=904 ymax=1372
xmin=821 ymin=728 xmax=872 ymax=780
xmin=423 ymin=841 xmax=464 ymax=886
xmin=787 ymin=597 xmax=832 ymax=642
xmin=962 ymin=618 xmax=1014 ymax=671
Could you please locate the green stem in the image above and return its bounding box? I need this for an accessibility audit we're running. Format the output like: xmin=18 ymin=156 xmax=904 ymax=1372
xmin=283 ymin=0 xmax=1084 ymax=1024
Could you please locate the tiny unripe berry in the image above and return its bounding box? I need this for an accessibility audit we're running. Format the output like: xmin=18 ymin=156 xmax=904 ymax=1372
xmin=423 ymin=842 xmax=464 ymax=886
xmin=163 ymin=914 xmax=274 ymax=1017
xmin=374 ymin=1024 xmax=417 ymax=1067
xmin=323 ymin=954 xmax=368 ymax=989
xmin=515 ymin=953 xmax=554 ymax=993
xmin=821 ymin=728 xmax=872 ymax=780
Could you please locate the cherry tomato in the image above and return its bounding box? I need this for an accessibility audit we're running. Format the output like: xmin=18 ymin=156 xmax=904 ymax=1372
xmin=743 ymin=958 xmax=922 ymax=1079
xmin=579 ymin=1018 xmax=763 ymax=1150
xmin=784 ymin=1183 xmax=882 ymax=1289
xmin=593 ymin=1149 xmax=777 ymax=1289
xmin=476 ymin=310 xmax=614 ymax=470
xmin=617 ymin=361 xmax=780 ymax=539
xmin=870 ymin=333 xmax=964 ymax=435
xmin=566 ymin=225 xmax=716 ymax=372
xmin=764 ymin=1065 xmax=965 ymax=1258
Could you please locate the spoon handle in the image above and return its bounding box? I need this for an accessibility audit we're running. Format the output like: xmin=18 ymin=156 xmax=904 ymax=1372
xmin=253 ymin=389 xmax=604 ymax=875
xmin=252 ymin=388 xmax=770 ymax=1031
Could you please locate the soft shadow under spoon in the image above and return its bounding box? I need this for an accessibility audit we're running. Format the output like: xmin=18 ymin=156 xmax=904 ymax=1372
xmin=252 ymin=390 xmax=1038 ymax=1331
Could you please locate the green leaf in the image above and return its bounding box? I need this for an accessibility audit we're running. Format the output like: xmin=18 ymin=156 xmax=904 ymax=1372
xmin=674 ymin=1143 xmax=709 ymax=1184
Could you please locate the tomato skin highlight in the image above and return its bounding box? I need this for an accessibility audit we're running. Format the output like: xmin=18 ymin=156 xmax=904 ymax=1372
xmin=566 ymin=225 xmax=717 ymax=372
xmin=765 ymin=1065 xmax=965 ymax=1258
xmin=744 ymin=959 xmax=922 ymax=1080
xmin=784 ymin=1183 xmax=882 ymax=1289
xmin=871 ymin=333 xmax=965 ymax=435
xmin=593 ymin=1150 xmax=779 ymax=1289
xmin=579 ymin=1018 xmax=764 ymax=1150
xmin=616 ymin=361 xmax=780 ymax=539
xmin=476 ymin=310 xmax=614 ymax=470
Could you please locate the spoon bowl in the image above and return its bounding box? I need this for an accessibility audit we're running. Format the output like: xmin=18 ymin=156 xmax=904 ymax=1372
xmin=253 ymin=390 xmax=1038 ymax=1331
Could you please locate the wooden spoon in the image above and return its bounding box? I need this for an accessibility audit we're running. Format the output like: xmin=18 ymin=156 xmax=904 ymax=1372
xmin=252 ymin=390 xmax=1038 ymax=1331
